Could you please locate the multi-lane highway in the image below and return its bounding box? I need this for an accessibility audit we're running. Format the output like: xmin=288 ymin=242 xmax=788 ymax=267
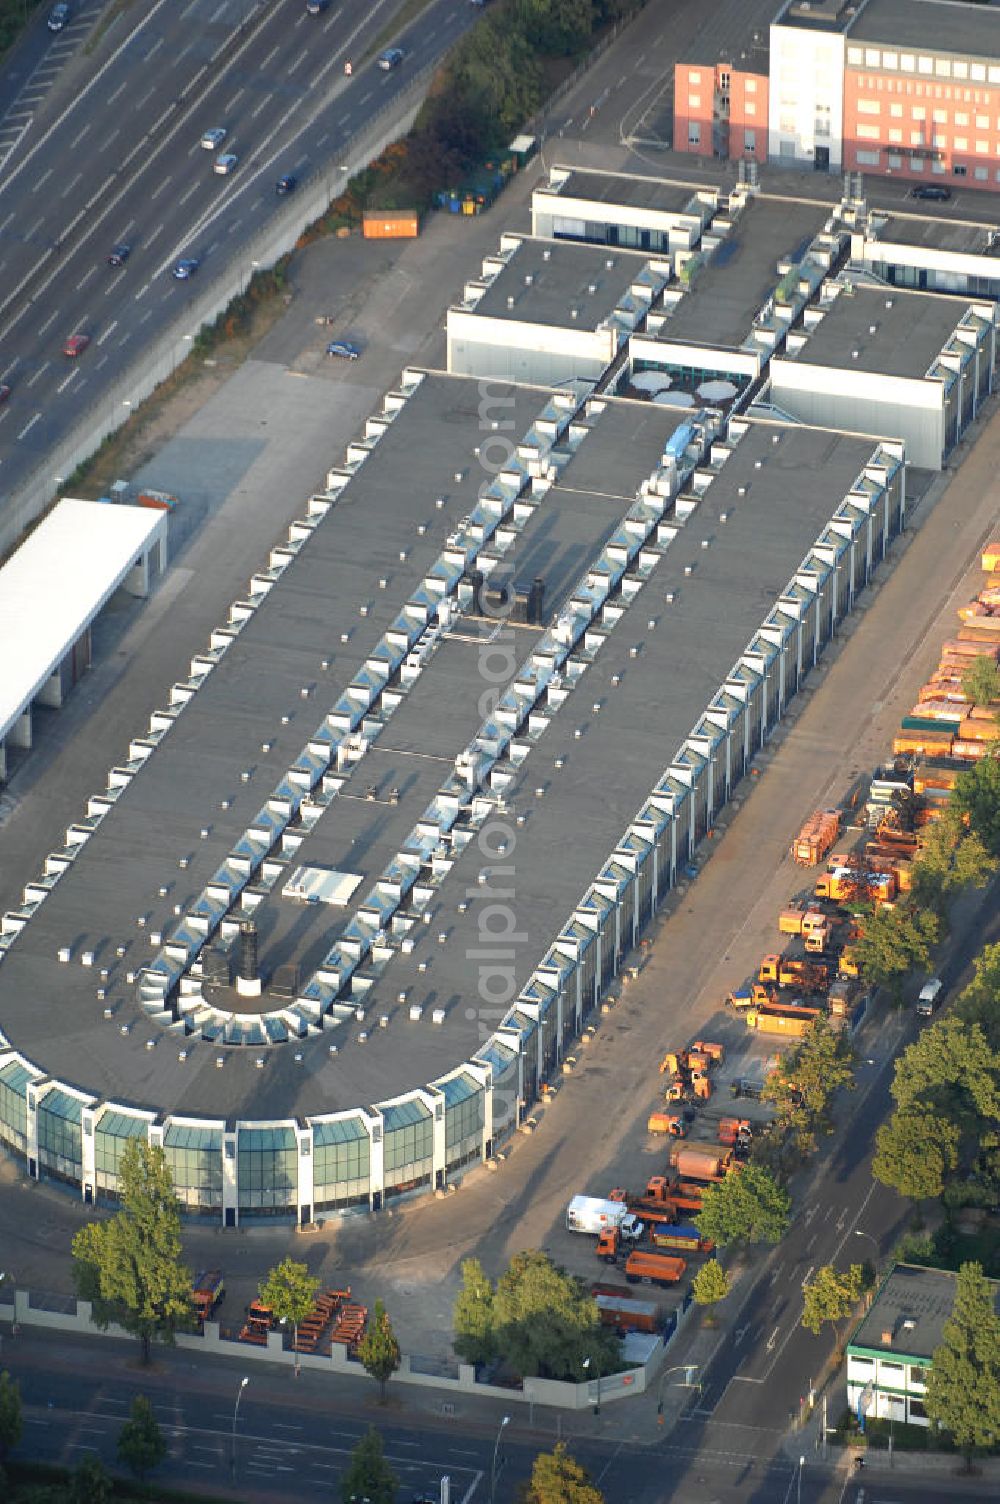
xmin=0 ymin=0 xmax=475 ymax=525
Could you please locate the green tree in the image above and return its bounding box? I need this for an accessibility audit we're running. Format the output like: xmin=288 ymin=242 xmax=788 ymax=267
xmin=519 ymin=1442 xmax=606 ymax=1504
xmin=69 ymin=1453 xmax=111 ymax=1504
xmin=258 ymin=1256 xmax=319 ymax=1360
xmin=765 ymin=1019 xmax=856 ymax=1153
xmin=453 ymin=1257 xmax=497 ymax=1366
xmin=953 ymin=755 xmax=1000 ymax=857
xmin=872 ymin=1108 xmax=960 ymax=1200
xmin=911 ymin=808 xmax=996 ymax=917
xmin=492 ymin=1251 xmax=617 ymax=1381
xmin=695 ymin=1165 xmax=791 ymax=1249
xmin=0 ymin=1370 xmax=22 ymax=1461
xmin=890 ymin=1016 xmax=1000 ymax=1122
xmin=960 ymin=654 xmax=1000 ymax=709
xmin=515 ymin=0 xmax=594 ymax=55
xmin=691 ymin=1258 xmax=730 ymax=1315
xmin=801 ymin=1264 xmax=864 ymax=1336
xmin=340 ymin=1427 xmax=397 ymax=1504
xmin=956 ymin=943 xmax=1000 ymax=1050
xmin=852 ymin=901 xmax=939 ymax=1001
xmin=925 ymin=1261 xmax=1000 ymax=1468
xmin=71 ymin=1138 xmax=192 ymax=1364
xmin=116 ymin=1395 xmax=165 ymax=1481
xmin=357 ymin=1299 xmax=401 ymax=1402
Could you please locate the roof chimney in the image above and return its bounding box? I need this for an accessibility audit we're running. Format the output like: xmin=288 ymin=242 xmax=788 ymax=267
xmin=236 ymin=918 xmax=262 ymax=998
xmin=880 ymin=1327 xmax=893 ymax=1346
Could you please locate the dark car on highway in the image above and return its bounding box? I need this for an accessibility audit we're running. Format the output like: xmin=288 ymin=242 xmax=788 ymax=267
xmin=377 ymin=48 xmax=404 ymax=70
xmin=47 ymin=3 xmax=70 ymax=31
xmin=0 ymin=383 xmax=10 ymax=404
xmin=172 ymin=258 xmax=200 ymax=280
xmin=910 ymin=184 xmax=952 ymax=201
xmin=108 ymin=243 xmax=131 ymax=267
xmin=276 ymin=175 xmax=297 ymax=196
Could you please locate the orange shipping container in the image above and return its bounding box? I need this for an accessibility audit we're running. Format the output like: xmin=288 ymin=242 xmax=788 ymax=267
xmin=958 ymin=718 xmax=1000 ymax=743
xmin=981 ymin=543 xmax=1000 ymax=573
xmin=362 ymin=209 xmax=420 ymax=239
xmin=952 ymin=739 xmax=990 ymax=761
xmin=894 ymin=733 xmax=953 ymax=756
xmin=944 ymin=638 xmax=1000 ymax=660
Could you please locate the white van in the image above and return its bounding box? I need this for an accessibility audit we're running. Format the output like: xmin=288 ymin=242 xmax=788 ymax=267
xmin=916 ymin=978 xmax=943 ymax=1018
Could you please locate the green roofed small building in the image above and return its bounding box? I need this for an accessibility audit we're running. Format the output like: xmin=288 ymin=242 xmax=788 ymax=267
xmin=846 ymin=1262 xmax=1000 ymax=1428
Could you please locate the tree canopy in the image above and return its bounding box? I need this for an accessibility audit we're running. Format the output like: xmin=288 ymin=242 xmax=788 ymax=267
xmin=695 ymin=1164 xmax=791 ymax=1249
xmin=69 ymin=1453 xmax=111 ymax=1504
xmin=955 ymin=942 xmax=1000 ymax=1051
xmin=872 ymin=1107 xmax=960 ymax=1201
xmin=691 ymin=1258 xmax=730 ymax=1310
xmin=341 ymin=1427 xmax=397 ymax=1504
xmin=764 ymin=1018 xmax=855 ymax=1159
xmin=953 ymin=755 xmax=1000 ymax=858
xmin=925 ymin=1261 xmax=1000 ymax=1466
xmin=518 ymin=1442 xmax=606 ymax=1504
xmin=492 ymin=1251 xmax=617 ymax=1381
xmin=960 ymin=654 xmax=1000 ymax=710
xmin=851 ymin=901 xmax=939 ymax=1000
xmin=71 ymin=1139 xmax=192 ymax=1363
xmin=801 ymin=1264 xmax=864 ymax=1336
xmin=453 ymin=1256 xmax=497 ymax=1366
xmin=357 ymin=1299 xmax=401 ymax=1402
xmin=116 ymin=1395 xmax=165 ymax=1481
xmin=910 ymin=807 xmax=996 ymax=917
xmin=258 ymin=1257 xmax=319 ymax=1335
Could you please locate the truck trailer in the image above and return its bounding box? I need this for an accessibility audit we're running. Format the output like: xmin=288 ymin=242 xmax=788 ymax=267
xmin=566 ymin=1195 xmax=642 ymax=1240
xmin=624 ymin=1251 xmax=687 ymax=1287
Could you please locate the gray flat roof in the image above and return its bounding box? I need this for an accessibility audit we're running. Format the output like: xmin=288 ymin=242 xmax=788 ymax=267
xmin=868 ymin=213 xmax=1000 ymax=253
xmin=543 ymin=168 xmax=707 ymax=219
xmin=792 ymin=284 xmax=970 ymax=378
xmin=849 ymin=1263 xmax=1000 ymax=1361
xmin=848 ymin=0 xmax=1000 ymax=61
xmin=0 ymin=382 xmax=697 ymax=1122
xmin=776 ymin=0 xmax=855 ymax=34
xmin=355 ymin=422 xmax=879 ymax=1020
xmin=658 ymin=199 xmax=826 ymax=350
xmin=471 ymin=239 xmax=658 ymax=329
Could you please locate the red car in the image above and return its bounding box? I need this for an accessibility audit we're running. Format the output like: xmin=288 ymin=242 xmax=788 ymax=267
xmin=0 ymin=384 xmax=9 ymax=404
xmin=63 ymin=334 xmax=90 ymax=357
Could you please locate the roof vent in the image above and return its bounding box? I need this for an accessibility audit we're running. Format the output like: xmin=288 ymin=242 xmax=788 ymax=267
xmin=178 ymin=1048 xmax=188 ymax=1061
xmin=684 ymin=564 xmax=693 ymax=576
xmin=754 ymin=458 xmax=763 ymax=469
xmin=507 ymin=295 xmax=515 ymax=309
xmin=356 ymin=1032 xmax=367 ymax=1045
xmin=881 ymin=1328 xmax=893 ymax=1345
xmin=294 ymin=1051 xmax=303 ymax=1063
xmin=772 ymin=433 xmax=781 ymax=445
xmin=215 ymin=1055 xmax=224 ymax=1069
xmin=321 ymin=657 xmax=330 ymax=670
xmin=720 ymin=510 xmax=728 ymax=523
xmin=737 ymin=485 xmax=748 ymax=497
xmin=173 ymin=903 xmax=182 ymax=916
xmin=221 ymin=798 xmax=231 ymax=810
xmin=179 ymin=855 xmax=190 ymax=869
xmin=665 ymin=591 xmax=675 ymax=604
xmin=437 ymin=495 xmax=447 ymax=508
xmin=587 ymin=283 xmax=597 ymax=295
xmin=379 ymin=1014 xmax=389 ymax=1029
xmin=255 ymin=1057 xmax=265 ymax=1069
xmin=432 ymin=1008 xmax=446 ymax=1025
xmin=851 ymin=349 xmax=861 ymax=360
xmin=886 ymin=298 xmax=894 ymax=309
xmin=525 ymin=272 xmax=533 ymax=286
xmin=328 ymin=1043 xmax=338 ymax=1054
xmin=629 ymin=645 xmax=640 ymax=658
xmin=116 ymin=944 xmax=127 ymax=957
xmin=902 ymin=1318 xmax=916 ymax=1331
xmin=359 ymin=604 xmax=369 ymax=616
xmin=409 ymin=1004 xmax=423 ymax=1022
xmin=543 ymin=248 xmax=551 ymax=260
xmin=570 ymin=307 xmax=579 ymax=320
xmin=58 ymin=946 xmax=71 ymax=964
xmin=399 ymin=549 xmax=408 ymax=562
xmin=379 ymin=577 xmax=387 ymax=589
xmin=606 ymin=258 xmax=614 ymax=270
xmin=145 ymin=1039 xmax=156 ymax=1051
xmin=418 ymin=522 xmax=428 ymax=534
xmin=120 ymin=1023 xmax=130 ymax=1036
xmin=158 ymin=885 xmax=169 ymax=898
xmin=103 ymin=1006 xmax=113 ymax=1019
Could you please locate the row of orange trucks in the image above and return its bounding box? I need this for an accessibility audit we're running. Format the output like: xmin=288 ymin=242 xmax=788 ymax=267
xmin=891 ymin=542 xmax=1000 ymax=766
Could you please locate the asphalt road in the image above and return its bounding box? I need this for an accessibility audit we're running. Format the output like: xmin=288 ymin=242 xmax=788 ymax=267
xmin=0 ymin=0 xmax=474 ymax=517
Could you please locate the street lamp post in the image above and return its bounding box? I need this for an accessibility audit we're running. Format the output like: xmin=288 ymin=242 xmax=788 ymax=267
xmin=656 ymin=1364 xmax=700 ymax=1422
xmin=489 ymin=1415 xmax=510 ymax=1504
xmin=230 ymin=1375 xmax=249 ymax=1482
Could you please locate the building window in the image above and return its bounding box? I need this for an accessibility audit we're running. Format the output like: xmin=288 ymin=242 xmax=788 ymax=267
xmin=237 ymin=1127 xmax=298 ymax=1214
xmin=912 ymin=107 xmax=926 ymax=121
xmin=910 ymin=157 xmax=925 ymax=171
xmin=975 ymin=166 xmax=989 ymax=181
xmin=857 ymin=100 xmax=880 ymax=115
xmin=954 ymin=113 xmax=969 ymax=127
xmin=313 ymin=1117 xmax=371 ymax=1209
xmin=976 ymin=140 xmax=989 ymax=154
xmin=856 ymin=150 xmax=881 ymax=166
xmin=890 ymin=103 xmax=903 ymax=118
xmin=883 ymin=51 xmax=898 ymax=71
xmin=954 ymin=137 xmax=968 ymax=151
xmin=976 ymin=115 xmax=989 ymax=129
xmin=933 ymin=134 xmax=947 ymax=148
xmin=745 ymin=78 xmax=756 ymax=94
xmin=744 ymin=129 xmax=757 ymax=151
xmin=383 ymin=1100 xmax=434 ymax=1192
xmin=954 ymin=164 xmax=968 ymax=177
xmin=934 ymin=59 xmax=951 ymax=79
xmin=932 ymin=160 xmax=946 ymax=174
xmin=901 ymin=54 xmax=915 ymax=74
xmin=865 ymin=49 xmax=880 ymax=68
xmin=848 ymin=46 xmax=863 ymax=66
xmin=163 ymin=1125 xmax=223 ymax=1211
xmin=857 ymin=124 xmax=881 ymax=141
xmin=745 ymin=102 xmax=756 ymax=116
xmin=688 ymin=123 xmax=701 ymax=146
xmin=95 ymin=1113 xmax=148 ymax=1196
xmin=888 ymin=153 xmax=903 ymax=169
xmin=932 ymin=109 xmax=947 ymax=124
xmin=989 ymin=67 xmax=1000 ymax=85
xmin=953 ymin=61 xmax=968 ymax=81
xmin=910 ymin=131 xmax=925 ymax=146
xmin=689 ymin=70 xmax=702 ymax=83
xmin=971 ymin=64 xmax=986 ymax=83
xmin=0 ymin=1062 xmax=30 ymax=1153
xmin=779 ymin=113 xmax=796 ymax=135
xmin=888 ymin=129 xmax=902 ymax=143
xmin=689 ymin=94 xmax=701 ymax=109
xmin=37 ymin=1091 xmax=84 ymax=1185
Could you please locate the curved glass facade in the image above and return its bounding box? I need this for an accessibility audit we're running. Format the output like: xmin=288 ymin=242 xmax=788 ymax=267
xmin=163 ymin=1124 xmax=224 ymax=1213
xmin=312 ymin=1117 xmax=370 ymax=1212
xmin=37 ymin=1090 xmax=83 ymax=1186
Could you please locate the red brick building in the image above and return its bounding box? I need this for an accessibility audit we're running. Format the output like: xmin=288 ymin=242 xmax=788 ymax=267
xmin=674 ymin=62 xmax=769 ymax=164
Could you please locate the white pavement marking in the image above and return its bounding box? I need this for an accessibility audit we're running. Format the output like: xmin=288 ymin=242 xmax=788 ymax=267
xmin=33 ymin=166 xmax=52 ymax=192
xmin=26 ymin=363 xmax=49 ymax=387
xmin=75 ymin=266 xmax=97 ymax=291
xmin=36 ymin=310 xmax=58 ymax=337
xmin=96 ymin=321 xmax=118 ymax=346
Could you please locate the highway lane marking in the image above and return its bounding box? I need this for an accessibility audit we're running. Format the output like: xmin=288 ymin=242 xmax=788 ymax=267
xmin=208 ymin=1 xmax=227 ymax=20
xmin=251 ymin=97 xmax=270 ymax=119
xmin=272 ymin=1422 xmax=303 ymax=1432
xmin=0 ymin=212 xmax=13 ymax=231
xmin=288 ymin=48 xmax=309 ymax=77
xmin=361 ymin=89 xmax=373 ymax=104
xmin=56 ymin=370 xmax=80 ymax=392
xmin=60 ymin=170 xmax=83 ymax=198
xmin=146 ymin=37 xmax=164 ymax=61
xmin=134 ymin=282 xmax=150 ymax=300
xmin=314 ymin=132 xmax=328 ymax=147
xmin=37 ymin=309 xmax=59 ymax=336
xmin=75 ymin=267 xmax=97 ymax=290
xmin=105 ymin=272 xmax=126 ymax=295
xmin=262 ymin=44 xmax=280 ymax=67
xmin=33 ymin=167 xmax=52 ymax=192
xmin=801 ymin=1265 xmax=815 ymax=1287
xmin=69 ymin=123 xmax=91 ymax=149
xmin=101 ymin=128 xmax=120 ymax=151
xmin=177 ymin=182 xmax=200 ymax=206
xmin=26 ymin=364 xmax=49 ymax=387
xmin=96 ymin=320 xmax=118 ymax=345
xmin=149 ymin=175 xmax=173 ymax=200
xmin=106 ymin=81 xmax=127 ymax=106
xmin=25 ymin=215 xmax=44 ymax=237
xmin=134 ymin=86 xmax=156 ymax=110
xmin=765 ymin=1325 xmax=780 ymax=1352
xmin=225 ymin=87 xmax=247 ymax=112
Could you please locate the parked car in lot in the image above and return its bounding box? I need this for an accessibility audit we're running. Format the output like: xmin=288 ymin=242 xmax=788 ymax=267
xmin=326 ymin=341 xmax=360 ymax=360
xmin=108 ymin=243 xmax=131 ymax=267
xmin=172 ymin=258 xmax=200 ymax=280
xmin=214 ymin=153 xmax=238 ymax=176
xmin=910 ymin=184 xmax=951 ymax=201
xmin=47 ymin=3 xmax=70 ymax=32
xmin=377 ymin=48 xmax=404 ymax=70
xmin=276 ymin=175 xmax=297 ymax=195
xmin=63 ymin=334 xmax=90 ymax=357
xmin=200 ymin=127 xmax=227 ymax=151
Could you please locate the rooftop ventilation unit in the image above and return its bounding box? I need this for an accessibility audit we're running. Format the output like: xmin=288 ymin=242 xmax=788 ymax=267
xmin=525 ymin=272 xmax=533 ymax=286
xmin=543 ymin=248 xmax=551 ymax=260
xmin=851 ymin=349 xmax=860 ymax=360
xmin=507 ymin=295 xmax=515 ymax=309
xmin=570 ymin=307 xmax=579 ymax=320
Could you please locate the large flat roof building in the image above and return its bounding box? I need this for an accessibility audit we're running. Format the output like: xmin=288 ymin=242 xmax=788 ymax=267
xmin=0 ymin=358 xmax=906 ymax=1224
xmin=530 ymin=167 xmax=718 ymax=255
